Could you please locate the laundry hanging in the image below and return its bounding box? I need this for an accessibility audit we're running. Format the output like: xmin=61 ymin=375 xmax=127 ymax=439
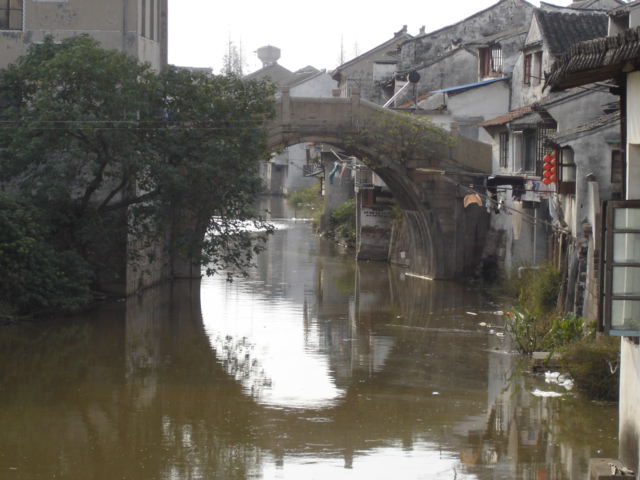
xmin=328 ymin=161 xmax=341 ymax=184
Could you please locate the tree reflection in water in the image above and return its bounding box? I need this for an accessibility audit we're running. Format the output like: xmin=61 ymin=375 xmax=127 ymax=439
xmin=0 ymin=218 xmax=620 ymax=480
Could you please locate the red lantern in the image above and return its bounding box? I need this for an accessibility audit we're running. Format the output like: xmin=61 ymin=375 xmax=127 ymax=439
xmin=542 ymin=151 xmax=557 ymax=184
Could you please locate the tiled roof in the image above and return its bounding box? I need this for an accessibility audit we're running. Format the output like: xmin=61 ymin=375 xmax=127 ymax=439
xmin=284 ymin=66 xmax=321 ymax=87
xmin=608 ymin=0 xmax=640 ymax=16
xmin=397 ymin=92 xmax=433 ymax=109
xmin=548 ymin=111 xmax=620 ymax=143
xmin=332 ymin=27 xmax=411 ymax=76
xmin=465 ymin=27 xmax=528 ymax=47
xmin=535 ymin=10 xmax=608 ymax=57
xmin=480 ymin=104 xmax=536 ymax=127
xmin=410 ymin=0 xmax=534 ymax=41
xmin=546 ymin=26 xmax=640 ymax=90
xmin=568 ymin=0 xmax=624 ymax=9
xmin=244 ymin=63 xmax=293 ymax=86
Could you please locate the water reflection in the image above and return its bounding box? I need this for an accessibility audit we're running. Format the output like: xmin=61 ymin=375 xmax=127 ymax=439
xmin=0 ymin=217 xmax=619 ymax=479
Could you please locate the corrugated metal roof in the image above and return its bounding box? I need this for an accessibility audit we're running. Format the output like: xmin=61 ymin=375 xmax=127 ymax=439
xmin=430 ymin=76 xmax=509 ymax=95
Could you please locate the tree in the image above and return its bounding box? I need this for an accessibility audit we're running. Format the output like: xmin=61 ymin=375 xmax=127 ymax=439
xmin=221 ymin=38 xmax=245 ymax=77
xmin=0 ymin=36 xmax=275 ymax=314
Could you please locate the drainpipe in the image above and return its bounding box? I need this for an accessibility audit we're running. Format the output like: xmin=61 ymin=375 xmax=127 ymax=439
xmin=533 ymin=208 xmax=537 ymax=264
xmin=122 ymin=0 xmax=128 ymax=53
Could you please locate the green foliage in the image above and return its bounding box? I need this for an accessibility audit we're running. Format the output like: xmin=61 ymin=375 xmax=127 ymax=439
xmin=347 ymin=110 xmax=454 ymax=167
xmin=505 ymin=307 xmax=585 ymax=355
xmin=0 ymin=36 xmax=276 ymax=313
xmin=546 ymin=313 xmax=586 ymax=347
xmin=516 ymin=264 xmax=562 ymax=314
xmin=287 ymin=183 xmax=323 ymax=225
xmin=0 ymin=192 xmax=93 ymax=314
xmin=503 ymin=264 xmax=579 ymax=354
xmin=560 ymin=335 xmax=620 ymax=401
xmin=504 ymin=306 xmax=548 ymax=354
xmin=329 ymin=199 xmax=356 ymax=246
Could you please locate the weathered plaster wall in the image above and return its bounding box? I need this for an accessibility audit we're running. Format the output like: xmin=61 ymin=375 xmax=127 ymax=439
xmin=335 ymin=34 xmax=409 ymax=104
xmin=290 ymin=73 xmax=337 ymax=98
xmin=510 ymin=49 xmax=552 ymax=109
xmin=398 ymin=0 xmax=535 ymax=72
xmin=357 ymin=204 xmax=394 ymax=261
xmin=448 ymin=81 xmax=511 ymax=143
xmin=561 ymin=125 xmax=619 ymax=235
xmin=619 ymin=339 xmax=640 ymax=475
xmin=0 ymin=0 xmax=167 ymax=70
xmin=412 ymin=49 xmax=477 ymax=95
xmin=490 ymin=196 xmax=553 ymax=273
xmin=547 ymin=90 xmax=618 ymax=132
xmin=419 ymin=81 xmax=509 ymax=144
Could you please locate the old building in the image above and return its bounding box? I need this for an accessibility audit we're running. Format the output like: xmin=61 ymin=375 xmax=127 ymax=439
xmin=394 ymin=0 xmax=536 ymax=101
xmin=331 ymin=26 xmax=412 ymax=104
xmin=246 ymin=46 xmax=337 ymax=196
xmin=400 ymin=77 xmax=511 ymax=143
xmin=546 ymin=1 xmax=640 ymax=472
xmin=480 ymin=8 xmax=616 ymax=276
xmin=0 ymin=0 xmax=167 ymax=71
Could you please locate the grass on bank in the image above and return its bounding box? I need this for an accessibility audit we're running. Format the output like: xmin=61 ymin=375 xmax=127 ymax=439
xmin=287 ymin=186 xmax=356 ymax=247
xmin=287 ymin=184 xmax=323 ymax=227
xmin=501 ymin=263 xmax=619 ymax=401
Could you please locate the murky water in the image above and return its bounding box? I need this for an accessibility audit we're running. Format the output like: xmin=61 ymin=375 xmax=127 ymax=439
xmin=0 ymin=205 xmax=618 ymax=479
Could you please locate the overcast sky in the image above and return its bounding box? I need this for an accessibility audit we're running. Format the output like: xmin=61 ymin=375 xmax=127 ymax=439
xmin=168 ymin=0 xmax=573 ymax=75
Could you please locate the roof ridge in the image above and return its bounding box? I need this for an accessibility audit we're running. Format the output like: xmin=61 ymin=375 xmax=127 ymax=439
xmin=408 ymin=0 xmax=535 ymax=43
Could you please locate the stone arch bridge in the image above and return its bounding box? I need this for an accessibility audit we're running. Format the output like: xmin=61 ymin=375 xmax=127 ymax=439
xmin=268 ymin=88 xmax=492 ymax=280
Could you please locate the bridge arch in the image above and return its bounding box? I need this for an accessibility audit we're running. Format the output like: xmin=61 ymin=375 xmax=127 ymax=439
xmin=266 ymin=89 xmax=492 ymax=279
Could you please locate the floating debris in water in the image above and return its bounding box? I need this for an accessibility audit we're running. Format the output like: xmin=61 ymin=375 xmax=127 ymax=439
xmin=545 ymin=371 xmax=574 ymax=390
xmin=478 ymin=322 xmax=487 ymax=327
xmin=466 ymin=312 xmax=478 ymax=316
xmin=531 ymin=389 xmax=563 ymax=398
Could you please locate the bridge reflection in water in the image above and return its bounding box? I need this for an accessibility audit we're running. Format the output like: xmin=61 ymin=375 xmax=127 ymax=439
xmin=0 ymin=217 xmax=618 ymax=479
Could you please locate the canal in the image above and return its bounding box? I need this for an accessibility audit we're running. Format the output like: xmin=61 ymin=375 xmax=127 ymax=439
xmin=0 ymin=202 xmax=618 ymax=479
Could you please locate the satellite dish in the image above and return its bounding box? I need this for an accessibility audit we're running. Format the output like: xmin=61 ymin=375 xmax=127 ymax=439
xmin=408 ymin=71 xmax=421 ymax=83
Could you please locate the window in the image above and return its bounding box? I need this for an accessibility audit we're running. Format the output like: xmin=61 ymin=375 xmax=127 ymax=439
xmin=611 ymin=149 xmax=624 ymax=184
xmin=0 ymin=0 xmax=22 ymax=31
xmin=557 ymin=147 xmax=576 ymax=194
xmin=533 ymin=51 xmax=543 ymax=86
xmin=523 ymin=130 xmax=536 ymax=172
xmin=536 ymin=124 xmax=556 ymax=176
xmin=513 ymin=130 xmax=536 ymax=172
xmin=480 ymin=45 xmax=503 ymax=78
xmin=141 ymin=0 xmax=146 ymax=37
xmin=150 ymin=0 xmax=155 ymax=40
xmin=513 ymin=123 xmax=556 ymax=174
xmin=499 ymin=132 xmax=509 ymax=168
xmin=602 ymin=200 xmax=640 ymax=335
xmin=523 ymin=54 xmax=532 ymax=85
